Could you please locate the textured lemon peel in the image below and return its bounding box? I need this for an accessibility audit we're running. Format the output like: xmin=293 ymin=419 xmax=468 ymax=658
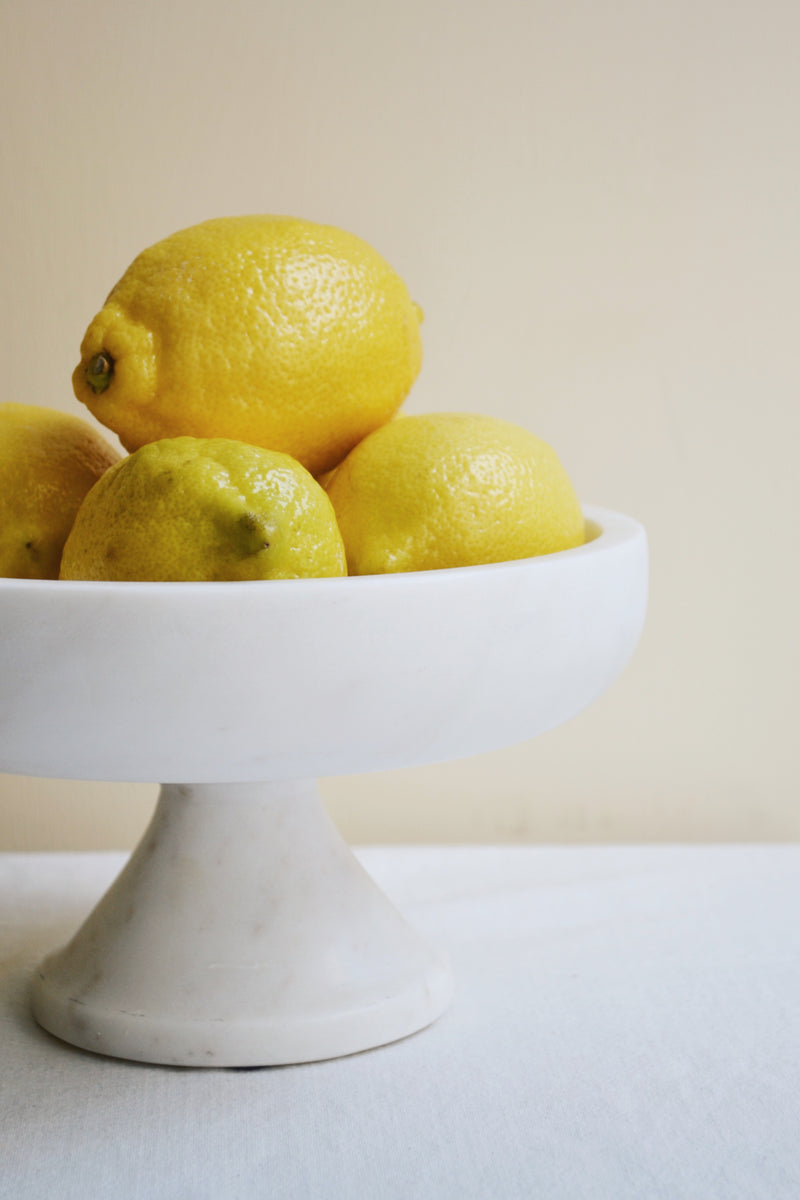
xmin=325 ymin=413 xmax=585 ymax=576
xmin=72 ymin=216 xmax=423 ymax=475
xmin=0 ymin=403 xmax=120 ymax=580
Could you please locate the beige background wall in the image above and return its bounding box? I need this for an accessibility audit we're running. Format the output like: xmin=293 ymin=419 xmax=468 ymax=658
xmin=1 ymin=0 xmax=798 ymax=849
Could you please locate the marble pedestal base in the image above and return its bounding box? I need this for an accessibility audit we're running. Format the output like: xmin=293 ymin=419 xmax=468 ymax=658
xmin=31 ymin=781 xmax=452 ymax=1066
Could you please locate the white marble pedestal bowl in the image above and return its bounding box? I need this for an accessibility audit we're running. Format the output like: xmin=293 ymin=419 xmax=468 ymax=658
xmin=0 ymin=506 xmax=647 ymax=1067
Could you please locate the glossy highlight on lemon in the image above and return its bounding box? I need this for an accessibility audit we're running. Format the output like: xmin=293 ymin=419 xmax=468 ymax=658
xmin=0 ymin=403 xmax=120 ymax=579
xmin=60 ymin=437 xmax=347 ymax=582
xmin=325 ymin=413 xmax=585 ymax=575
xmin=73 ymin=215 xmax=423 ymax=476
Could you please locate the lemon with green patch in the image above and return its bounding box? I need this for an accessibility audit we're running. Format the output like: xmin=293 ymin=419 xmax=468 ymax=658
xmin=60 ymin=437 xmax=346 ymax=582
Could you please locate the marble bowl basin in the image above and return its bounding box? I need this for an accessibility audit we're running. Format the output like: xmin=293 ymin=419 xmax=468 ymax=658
xmin=0 ymin=506 xmax=646 ymax=784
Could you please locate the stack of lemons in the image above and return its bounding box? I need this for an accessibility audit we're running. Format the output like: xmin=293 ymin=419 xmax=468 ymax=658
xmin=0 ymin=215 xmax=584 ymax=582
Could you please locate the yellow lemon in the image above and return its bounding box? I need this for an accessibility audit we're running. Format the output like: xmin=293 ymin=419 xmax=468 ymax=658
xmin=73 ymin=216 xmax=423 ymax=476
xmin=60 ymin=437 xmax=346 ymax=582
xmin=0 ymin=403 xmax=120 ymax=579
xmin=325 ymin=413 xmax=585 ymax=575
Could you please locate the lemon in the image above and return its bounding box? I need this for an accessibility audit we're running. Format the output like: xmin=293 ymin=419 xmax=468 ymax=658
xmin=0 ymin=403 xmax=120 ymax=579
xmin=60 ymin=437 xmax=346 ymax=582
xmin=72 ymin=216 xmax=423 ymax=476
xmin=324 ymin=413 xmax=585 ymax=575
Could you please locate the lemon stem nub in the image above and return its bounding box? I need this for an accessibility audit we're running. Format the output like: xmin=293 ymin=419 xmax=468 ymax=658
xmin=87 ymin=352 xmax=114 ymax=393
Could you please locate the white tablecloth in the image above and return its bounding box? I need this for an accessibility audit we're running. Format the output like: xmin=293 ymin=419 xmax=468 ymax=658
xmin=1 ymin=846 xmax=799 ymax=1199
